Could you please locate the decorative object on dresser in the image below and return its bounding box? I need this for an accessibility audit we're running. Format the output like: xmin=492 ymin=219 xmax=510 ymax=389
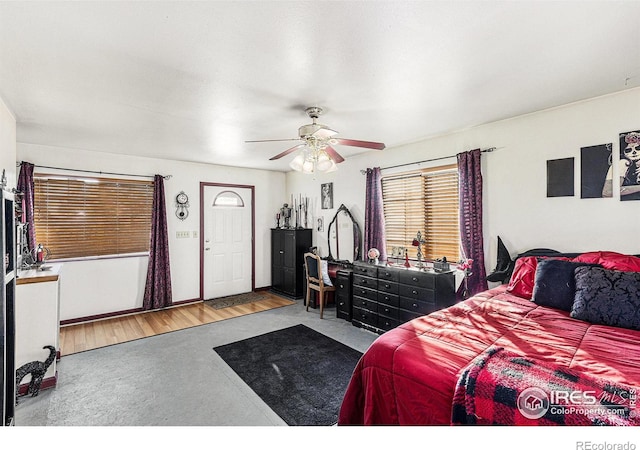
xmin=411 ymin=231 xmax=426 ymax=269
xmin=270 ymin=228 xmax=312 ymax=299
xmin=15 ymin=345 xmax=56 ymax=403
xmin=351 ymin=261 xmax=456 ymax=334
xmin=367 ymin=248 xmax=380 ymax=265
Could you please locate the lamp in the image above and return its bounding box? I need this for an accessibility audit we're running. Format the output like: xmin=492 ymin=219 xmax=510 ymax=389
xmin=289 ymin=140 xmax=338 ymax=174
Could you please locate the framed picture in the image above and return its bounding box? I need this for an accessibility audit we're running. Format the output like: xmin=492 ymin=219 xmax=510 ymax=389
xmin=580 ymin=143 xmax=612 ymax=198
xmin=546 ymin=158 xmax=574 ymax=197
xmin=620 ymin=129 xmax=640 ymax=201
xmin=321 ymin=182 xmax=333 ymax=209
xmin=317 ymin=217 xmax=324 ymax=232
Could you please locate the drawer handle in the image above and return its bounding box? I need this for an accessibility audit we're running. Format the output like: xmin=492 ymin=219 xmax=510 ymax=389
xmin=360 ymin=290 xmax=366 ymax=295
xmin=339 ymin=302 xmax=345 ymax=307
xmin=412 ymin=277 xmax=418 ymax=282
xmin=412 ymin=290 xmax=418 ymax=295
xmin=384 ymin=296 xmax=390 ymax=301
xmin=339 ymin=284 xmax=344 ymax=288
xmin=412 ymin=303 xmax=418 ymax=308
xmin=385 ymin=283 xmax=390 ymax=288
xmin=384 ymin=308 xmax=390 ymax=313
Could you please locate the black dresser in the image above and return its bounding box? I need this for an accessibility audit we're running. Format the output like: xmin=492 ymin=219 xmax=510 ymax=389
xmin=351 ymin=261 xmax=456 ymax=334
xmin=271 ymin=228 xmax=312 ymax=299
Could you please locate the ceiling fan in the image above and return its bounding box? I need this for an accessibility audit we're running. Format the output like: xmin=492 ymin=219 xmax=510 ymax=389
xmin=245 ymin=106 xmax=385 ymax=173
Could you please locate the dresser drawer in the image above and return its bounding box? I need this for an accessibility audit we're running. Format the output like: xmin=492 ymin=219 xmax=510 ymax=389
xmin=377 ymin=280 xmax=398 ymax=294
xmin=377 ymin=291 xmax=399 ymax=307
xmin=352 ymin=306 xmax=378 ymax=327
xmin=353 ymin=263 xmax=378 ymax=278
xmin=377 ymin=267 xmax=398 ymax=282
xmin=353 ymin=295 xmax=378 ymax=312
xmin=352 ymin=274 xmax=376 ymax=289
xmin=352 ymin=285 xmax=378 ymax=301
xmin=377 ymin=316 xmax=400 ymax=332
xmin=398 ymin=270 xmax=436 ymax=289
xmin=399 ymin=284 xmax=434 ymax=302
xmin=377 ymin=303 xmax=399 ymax=320
xmin=399 ymin=297 xmax=436 ymax=316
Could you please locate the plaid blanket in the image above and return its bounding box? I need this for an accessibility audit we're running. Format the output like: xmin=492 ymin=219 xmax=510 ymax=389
xmin=451 ymin=347 xmax=640 ymax=425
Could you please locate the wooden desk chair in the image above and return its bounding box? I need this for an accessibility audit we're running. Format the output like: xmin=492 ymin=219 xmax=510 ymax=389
xmin=303 ymin=252 xmax=336 ymax=319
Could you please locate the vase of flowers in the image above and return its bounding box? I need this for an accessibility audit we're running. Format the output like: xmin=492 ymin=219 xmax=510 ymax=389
xmin=456 ymin=258 xmax=474 ymax=299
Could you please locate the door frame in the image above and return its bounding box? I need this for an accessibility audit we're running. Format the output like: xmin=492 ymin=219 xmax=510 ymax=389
xmin=199 ymin=182 xmax=255 ymax=300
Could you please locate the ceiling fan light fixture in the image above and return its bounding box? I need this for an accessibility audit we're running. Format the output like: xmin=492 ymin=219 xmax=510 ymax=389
xmin=302 ymin=159 xmax=315 ymax=174
xmin=315 ymin=152 xmax=333 ymax=172
xmin=289 ymin=153 xmax=306 ymax=171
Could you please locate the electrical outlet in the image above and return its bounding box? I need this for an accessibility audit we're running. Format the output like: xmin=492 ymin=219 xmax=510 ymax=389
xmin=176 ymin=231 xmax=190 ymax=239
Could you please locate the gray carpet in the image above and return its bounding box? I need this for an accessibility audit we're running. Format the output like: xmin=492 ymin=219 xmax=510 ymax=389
xmin=13 ymin=300 xmax=378 ymax=426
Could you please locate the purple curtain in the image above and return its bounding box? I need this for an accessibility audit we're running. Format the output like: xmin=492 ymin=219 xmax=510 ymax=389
xmin=17 ymin=162 xmax=36 ymax=252
xmin=143 ymin=175 xmax=172 ymax=310
xmin=364 ymin=167 xmax=387 ymax=262
xmin=457 ymin=149 xmax=488 ymax=300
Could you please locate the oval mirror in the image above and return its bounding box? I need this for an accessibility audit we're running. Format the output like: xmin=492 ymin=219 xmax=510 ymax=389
xmin=327 ymin=204 xmax=362 ymax=263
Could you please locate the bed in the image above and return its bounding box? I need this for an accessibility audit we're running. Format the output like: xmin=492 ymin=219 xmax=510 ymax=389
xmin=338 ymin=249 xmax=640 ymax=425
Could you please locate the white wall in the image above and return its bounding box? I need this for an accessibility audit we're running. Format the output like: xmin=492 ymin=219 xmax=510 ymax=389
xmin=17 ymin=143 xmax=285 ymax=321
xmin=286 ymin=87 xmax=640 ymax=276
xmin=0 ymin=96 xmax=16 ymax=189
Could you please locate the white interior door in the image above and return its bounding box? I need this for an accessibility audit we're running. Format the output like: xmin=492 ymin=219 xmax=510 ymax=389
xmin=203 ymin=185 xmax=252 ymax=300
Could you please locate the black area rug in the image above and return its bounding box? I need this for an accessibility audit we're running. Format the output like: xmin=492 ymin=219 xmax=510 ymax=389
xmin=204 ymin=291 xmax=268 ymax=309
xmin=213 ymin=324 xmax=362 ymax=426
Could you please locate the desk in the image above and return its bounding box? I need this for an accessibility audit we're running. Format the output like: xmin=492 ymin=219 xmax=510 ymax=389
xmin=15 ymin=263 xmax=62 ymax=392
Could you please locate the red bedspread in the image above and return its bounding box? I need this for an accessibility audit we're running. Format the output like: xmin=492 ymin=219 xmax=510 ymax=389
xmin=338 ymin=285 xmax=640 ymax=425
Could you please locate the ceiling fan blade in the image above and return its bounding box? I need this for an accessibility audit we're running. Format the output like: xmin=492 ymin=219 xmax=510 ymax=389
xmin=333 ymin=138 xmax=386 ymax=150
xmin=269 ymin=143 xmax=306 ymax=161
xmin=245 ymin=138 xmax=300 ymax=143
xmin=324 ymin=145 xmax=345 ymax=163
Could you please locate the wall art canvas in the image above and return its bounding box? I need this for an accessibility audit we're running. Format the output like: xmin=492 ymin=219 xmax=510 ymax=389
xmin=546 ymin=157 xmax=574 ymax=197
xmin=321 ymin=182 xmax=333 ymax=209
xmin=619 ymin=130 xmax=640 ymax=201
xmin=580 ymin=143 xmax=612 ymax=198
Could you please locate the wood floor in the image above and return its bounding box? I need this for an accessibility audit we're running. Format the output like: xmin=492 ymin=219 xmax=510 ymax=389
xmin=59 ymin=292 xmax=295 ymax=356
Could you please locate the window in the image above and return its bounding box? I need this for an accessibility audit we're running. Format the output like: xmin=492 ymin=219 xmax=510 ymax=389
xmin=213 ymin=190 xmax=245 ymax=207
xmin=33 ymin=174 xmax=153 ymax=260
xmin=381 ymin=164 xmax=460 ymax=261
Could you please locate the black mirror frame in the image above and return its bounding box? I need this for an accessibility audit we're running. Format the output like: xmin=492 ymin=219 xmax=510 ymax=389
xmin=326 ymin=203 xmax=362 ymax=263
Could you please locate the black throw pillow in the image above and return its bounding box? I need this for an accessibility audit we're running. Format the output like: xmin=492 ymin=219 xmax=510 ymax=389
xmin=531 ymin=259 xmax=600 ymax=312
xmin=572 ymin=266 xmax=640 ymax=331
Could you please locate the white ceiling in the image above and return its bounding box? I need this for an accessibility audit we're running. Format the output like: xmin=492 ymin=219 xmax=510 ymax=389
xmin=1 ymin=1 xmax=639 ymax=172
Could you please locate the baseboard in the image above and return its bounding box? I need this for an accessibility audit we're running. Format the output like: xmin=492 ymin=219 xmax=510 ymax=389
xmin=17 ymin=371 xmax=57 ymax=396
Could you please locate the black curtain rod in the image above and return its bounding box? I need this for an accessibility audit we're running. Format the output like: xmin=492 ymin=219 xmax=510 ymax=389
xmin=360 ymin=147 xmax=497 ymax=174
xmin=18 ymin=161 xmax=172 ymax=180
